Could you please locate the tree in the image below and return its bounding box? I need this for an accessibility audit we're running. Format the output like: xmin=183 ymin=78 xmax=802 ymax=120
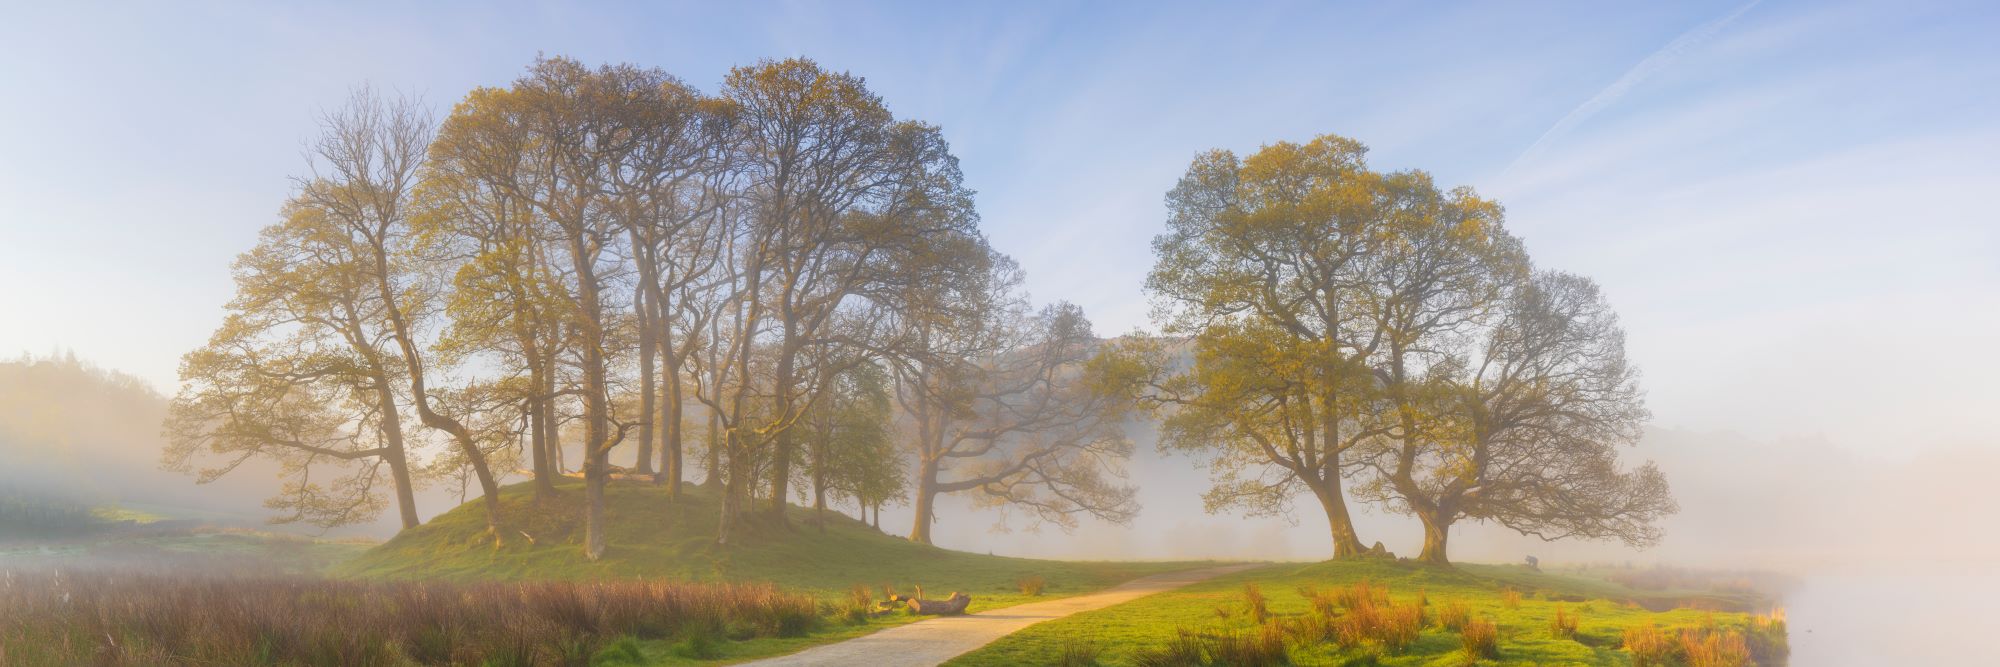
xmin=417 ymin=77 xmax=577 ymax=503
xmin=701 ymin=58 xmax=983 ymax=540
xmin=1143 ymin=136 xmax=1398 ymax=558
xmin=1145 ymin=132 xmax=1673 ymax=563
xmin=791 ymin=360 xmax=897 ymax=530
xmin=165 ymin=182 xmax=423 ymax=530
xmin=1357 ymin=271 xmax=1675 ymax=563
xmin=897 ymin=299 xmax=1140 ymax=545
xmin=298 ymin=89 xmax=507 ymax=538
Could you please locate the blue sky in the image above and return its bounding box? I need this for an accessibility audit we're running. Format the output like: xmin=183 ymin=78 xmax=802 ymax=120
xmin=3 ymin=1 xmax=1996 ymax=487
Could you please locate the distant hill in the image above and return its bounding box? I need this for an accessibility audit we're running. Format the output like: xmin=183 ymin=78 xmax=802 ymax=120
xmin=0 ymin=353 xmax=283 ymax=528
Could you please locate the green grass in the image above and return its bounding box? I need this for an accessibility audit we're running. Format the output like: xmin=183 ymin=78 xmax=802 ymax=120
xmin=337 ymin=479 xmax=1208 ymax=610
xmin=336 ymin=478 xmax=1222 ymax=665
xmin=945 ymin=559 xmax=1785 ymax=666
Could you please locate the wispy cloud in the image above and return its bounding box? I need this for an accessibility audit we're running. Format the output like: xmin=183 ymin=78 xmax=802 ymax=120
xmin=1503 ymin=0 xmax=1762 ymax=177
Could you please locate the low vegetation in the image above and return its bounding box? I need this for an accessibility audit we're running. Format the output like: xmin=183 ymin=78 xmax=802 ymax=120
xmin=0 ymin=571 xmax=816 ymax=666
xmin=945 ymin=560 xmax=1787 ymax=666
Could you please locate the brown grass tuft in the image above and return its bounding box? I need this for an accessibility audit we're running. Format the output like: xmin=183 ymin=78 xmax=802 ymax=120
xmin=1018 ymin=574 xmax=1047 ymax=597
xmin=1460 ymin=617 xmax=1499 ymax=661
xmin=1437 ymin=599 xmax=1471 ymax=632
xmin=1622 ymin=623 xmax=1674 ymax=667
xmin=1548 ymin=604 xmax=1579 ymax=640
xmin=1678 ymin=627 xmax=1752 ymax=667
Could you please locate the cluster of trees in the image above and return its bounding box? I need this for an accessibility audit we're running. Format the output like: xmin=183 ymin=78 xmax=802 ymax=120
xmin=164 ymin=57 xmax=1140 ymax=558
xmin=165 ymin=56 xmax=1673 ymax=567
xmin=1106 ymin=134 xmax=1676 ymax=563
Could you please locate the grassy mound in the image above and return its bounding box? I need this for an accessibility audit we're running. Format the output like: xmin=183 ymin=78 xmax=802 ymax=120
xmin=336 ymin=479 xmax=1206 ymax=611
xmin=947 ymin=559 xmax=1788 ymax=666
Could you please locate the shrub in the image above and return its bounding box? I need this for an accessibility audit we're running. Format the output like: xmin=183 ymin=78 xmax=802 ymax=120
xmin=1437 ymin=599 xmax=1471 ymax=632
xmin=1499 ymin=587 xmax=1522 ymax=610
xmin=1460 ymin=618 xmax=1499 ymax=661
xmin=1018 ymin=574 xmax=1047 ymax=597
xmin=1622 ymin=623 xmax=1674 ymax=667
xmin=1548 ymin=604 xmax=1578 ymax=640
xmin=1242 ymin=582 xmax=1270 ymax=623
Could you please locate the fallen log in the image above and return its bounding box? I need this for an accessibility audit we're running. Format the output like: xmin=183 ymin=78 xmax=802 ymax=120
xmin=907 ymin=591 xmax=972 ymax=615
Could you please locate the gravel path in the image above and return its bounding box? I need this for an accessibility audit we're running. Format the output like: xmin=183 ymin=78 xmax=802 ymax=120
xmin=737 ymin=563 xmax=1265 ymax=667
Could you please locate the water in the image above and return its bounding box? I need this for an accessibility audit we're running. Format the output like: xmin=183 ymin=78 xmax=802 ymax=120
xmin=1783 ymin=567 xmax=1995 ymax=665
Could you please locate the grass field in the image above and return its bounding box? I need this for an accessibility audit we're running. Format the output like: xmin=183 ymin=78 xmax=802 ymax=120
xmin=946 ymin=559 xmax=1788 ymax=666
xmin=336 ymin=479 xmax=1210 ymax=610
xmin=330 ymin=479 xmax=1221 ymax=665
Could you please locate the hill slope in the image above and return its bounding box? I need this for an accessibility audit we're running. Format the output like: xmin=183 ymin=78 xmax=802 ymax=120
xmin=336 ymin=479 xmax=1208 ymax=610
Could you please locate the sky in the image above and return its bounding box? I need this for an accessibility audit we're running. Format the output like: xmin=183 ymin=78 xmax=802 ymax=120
xmin=3 ymin=1 xmax=1998 ymax=563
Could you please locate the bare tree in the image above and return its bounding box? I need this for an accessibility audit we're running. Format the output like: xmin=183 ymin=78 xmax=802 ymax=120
xmin=1358 ymin=271 xmax=1674 ymax=563
xmin=897 ymin=300 xmax=1140 ymax=545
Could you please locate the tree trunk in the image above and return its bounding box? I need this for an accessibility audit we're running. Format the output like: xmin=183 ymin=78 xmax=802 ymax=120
xmin=812 ymin=441 xmax=828 ymax=533
xmin=766 ymin=337 xmax=796 ymax=517
xmin=584 ymin=450 xmax=608 ymax=560
xmin=379 ymin=408 xmax=421 ymax=531
xmin=909 ymin=458 xmax=939 ymax=544
xmin=716 ymin=437 xmax=748 ymax=546
xmin=633 ymin=286 xmax=656 ymax=477
xmin=1416 ymin=510 xmax=1452 ymax=565
xmin=1311 ymin=476 xmax=1367 ymax=559
xmin=662 ymin=351 xmax=684 ymax=500
xmin=571 ymin=230 xmax=612 ymax=563
xmin=528 ymin=392 xmax=554 ymax=501
xmin=702 ymin=406 xmax=721 ymax=488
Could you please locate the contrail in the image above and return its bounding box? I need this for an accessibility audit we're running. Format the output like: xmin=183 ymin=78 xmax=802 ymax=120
xmin=1503 ymin=0 xmax=1762 ymax=177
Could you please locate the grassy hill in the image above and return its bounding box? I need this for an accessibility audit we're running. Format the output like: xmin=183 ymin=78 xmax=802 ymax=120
xmin=336 ymin=478 xmax=1211 ymax=612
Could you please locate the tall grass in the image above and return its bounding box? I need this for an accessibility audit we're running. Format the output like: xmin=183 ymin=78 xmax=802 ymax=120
xmin=1326 ymin=581 xmax=1423 ymax=653
xmin=1460 ymin=617 xmax=1499 ymax=661
xmin=1130 ymin=625 xmax=1287 ymax=667
xmin=1436 ymin=599 xmax=1471 ymax=632
xmin=1242 ymin=582 xmax=1270 ymax=623
xmin=1018 ymin=574 xmax=1047 ymax=597
xmin=0 ymin=570 xmax=819 ymax=666
xmin=1499 ymin=587 xmax=1522 ymax=610
xmin=1622 ymin=624 xmax=1673 ymax=667
xmin=1547 ymin=604 xmax=1579 ymax=640
xmin=1678 ymin=627 xmax=1752 ymax=667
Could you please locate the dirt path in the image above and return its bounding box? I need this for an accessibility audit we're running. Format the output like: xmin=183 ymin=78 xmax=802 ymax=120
xmin=737 ymin=563 xmax=1266 ymax=667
